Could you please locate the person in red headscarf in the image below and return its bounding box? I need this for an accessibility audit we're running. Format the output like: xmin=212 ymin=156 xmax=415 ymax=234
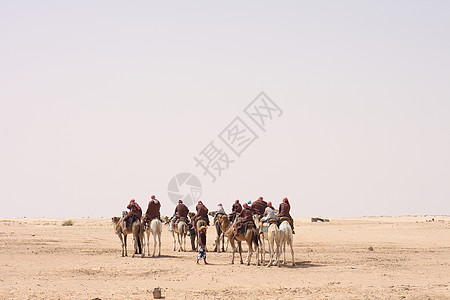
xmin=194 ymin=201 xmax=209 ymax=227
xmin=171 ymin=199 xmax=189 ymax=231
xmin=277 ymin=197 xmax=295 ymax=234
xmin=228 ymin=199 xmax=242 ymax=222
xmin=124 ymin=199 xmax=142 ymax=230
xmin=143 ymin=195 xmax=161 ymax=226
xmin=251 ymin=196 xmax=268 ymax=216
xmin=234 ymin=202 xmax=253 ymax=236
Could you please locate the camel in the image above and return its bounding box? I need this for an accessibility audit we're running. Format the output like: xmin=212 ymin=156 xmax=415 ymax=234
xmin=224 ymin=221 xmax=260 ymax=266
xmin=253 ymin=215 xmax=266 ymax=263
xmin=214 ymin=214 xmax=230 ymax=253
xmin=187 ymin=212 xmax=197 ymax=251
xmin=265 ymin=221 xmax=281 ymax=267
xmin=279 ymin=220 xmax=295 ymax=266
xmin=111 ymin=216 xmax=143 ymax=257
xmin=142 ymin=218 xmax=162 ymax=257
xmin=195 ymin=217 xmax=208 ymax=251
xmin=171 ymin=218 xmax=188 ymax=252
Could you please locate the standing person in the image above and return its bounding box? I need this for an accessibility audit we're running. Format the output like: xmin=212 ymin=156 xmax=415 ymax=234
xmin=143 ymin=195 xmax=161 ymax=226
xmin=228 ymin=199 xmax=242 ymax=222
xmin=277 ymin=197 xmax=295 ymax=234
xmin=196 ymin=226 xmax=208 ymax=265
xmin=123 ymin=199 xmax=142 ymax=231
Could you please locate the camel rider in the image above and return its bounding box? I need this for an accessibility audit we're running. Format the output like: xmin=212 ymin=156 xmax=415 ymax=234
xmin=214 ymin=203 xmax=226 ymax=224
xmin=260 ymin=201 xmax=278 ymax=234
xmin=234 ymin=203 xmax=253 ymax=237
xmin=277 ymin=197 xmax=295 ymax=234
xmin=124 ymin=199 xmax=142 ymax=231
xmin=171 ymin=199 xmax=189 ymax=231
xmin=143 ymin=195 xmax=161 ymax=227
xmin=194 ymin=201 xmax=209 ymax=228
xmin=228 ymin=199 xmax=242 ymax=222
xmin=251 ymin=196 xmax=268 ymax=217
xmin=216 ymin=203 xmax=226 ymax=215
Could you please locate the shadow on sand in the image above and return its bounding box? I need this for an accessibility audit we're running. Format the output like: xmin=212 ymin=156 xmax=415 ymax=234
xmin=286 ymin=260 xmax=325 ymax=269
xmin=139 ymin=254 xmax=181 ymax=259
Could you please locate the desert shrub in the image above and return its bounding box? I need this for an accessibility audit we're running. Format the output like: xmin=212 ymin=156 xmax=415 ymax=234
xmin=62 ymin=220 xmax=73 ymax=226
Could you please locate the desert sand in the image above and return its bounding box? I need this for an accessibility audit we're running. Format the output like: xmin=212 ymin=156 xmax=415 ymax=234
xmin=0 ymin=216 xmax=449 ymax=299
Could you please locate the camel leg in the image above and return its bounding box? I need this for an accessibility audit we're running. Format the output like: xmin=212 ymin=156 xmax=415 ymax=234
xmin=267 ymin=236 xmax=273 ymax=267
xmin=152 ymin=231 xmax=157 ymax=257
xmin=158 ymin=231 xmax=161 ymax=257
xmin=177 ymin=233 xmax=182 ymax=252
xmin=246 ymin=241 xmax=252 ymax=266
xmin=289 ymin=238 xmax=295 ymax=266
xmin=276 ymin=241 xmax=281 ymax=267
xmin=231 ymin=239 xmax=236 ymax=264
xmin=283 ymin=241 xmax=287 ymax=264
xmin=132 ymin=235 xmax=137 ymax=258
xmin=261 ymin=235 xmax=266 ymax=265
xmin=221 ymin=234 xmax=225 ymax=252
xmin=124 ymin=234 xmax=128 ymax=257
xmin=142 ymin=232 xmax=147 ymax=257
xmin=238 ymin=241 xmax=243 ymax=264
xmin=172 ymin=231 xmax=176 ymax=251
xmin=183 ymin=232 xmax=186 ymax=252
xmin=117 ymin=233 xmax=125 ymax=257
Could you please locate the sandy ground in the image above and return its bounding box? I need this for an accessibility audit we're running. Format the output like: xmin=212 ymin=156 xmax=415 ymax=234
xmin=0 ymin=216 xmax=449 ymax=299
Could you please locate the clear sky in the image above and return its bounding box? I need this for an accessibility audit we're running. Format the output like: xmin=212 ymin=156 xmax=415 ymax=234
xmin=1 ymin=1 xmax=449 ymax=218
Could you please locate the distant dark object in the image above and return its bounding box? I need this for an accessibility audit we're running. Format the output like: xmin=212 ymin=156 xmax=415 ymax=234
xmin=153 ymin=288 xmax=162 ymax=299
xmin=62 ymin=220 xmax=73 ymax=226
xmin=368 ymin=247 xmax=374 ymax=251
xmin=311 ymin=217 xmax=330 ymax=222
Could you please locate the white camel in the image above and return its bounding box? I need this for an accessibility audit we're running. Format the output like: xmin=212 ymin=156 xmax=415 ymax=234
xmin=142 ymin=218 xmax=162 ymax=257
xmin=266 ymin=222 xmax=281 ymax=267
xmin=279 ymin=220 xmax=295 ymax=266
xmin=172 ymin=219 xmax=188 ymax=252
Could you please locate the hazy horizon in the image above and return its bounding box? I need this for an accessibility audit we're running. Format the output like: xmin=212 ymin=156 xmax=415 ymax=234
xmin=1 ymin=1 xmax=449 ymax=218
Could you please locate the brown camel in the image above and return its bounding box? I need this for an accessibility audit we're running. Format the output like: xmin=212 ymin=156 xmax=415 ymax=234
xmin=111 ymin=216 xmax=143 ymax=257
xmin=187 ymin=212 xmax=197 ymax=251
xmin=214 ymin=214 xmax=230 ymax=253
xmin=224 ymin=221 xmax=260 ymax=266
xmin=195 ymin=217 xmax=208 ymax=251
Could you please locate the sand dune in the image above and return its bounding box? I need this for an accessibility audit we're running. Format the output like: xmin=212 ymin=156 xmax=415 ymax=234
xmin=0 ymin=216 xmax=449 ymax=299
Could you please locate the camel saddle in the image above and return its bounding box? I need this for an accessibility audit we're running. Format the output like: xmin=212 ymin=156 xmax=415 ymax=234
xmin=278 ymin=216 xmax=291 ymax=224
xmin=237 ymin=221 xmax=255 ymax=235
xmin=178 ymin=216 xmax=188 ymax=223
xmin=262 ymin=219 xmax=278 ymax=232
xmin=196 ymin=215 xmax=208 ymax=222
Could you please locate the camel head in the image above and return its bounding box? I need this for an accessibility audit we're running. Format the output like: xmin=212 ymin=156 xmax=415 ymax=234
xmin=111 ymin=216 xmax=121 ymax=224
